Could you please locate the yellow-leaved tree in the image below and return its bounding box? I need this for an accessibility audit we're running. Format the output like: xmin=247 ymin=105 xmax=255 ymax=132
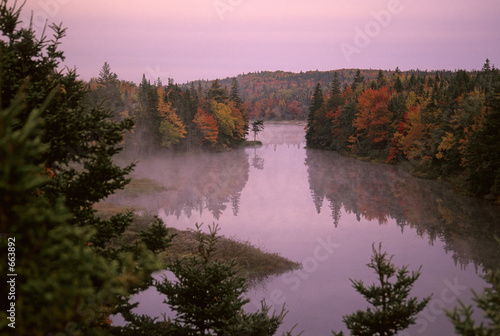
xmin=157 ymin=88 xmax=187 ymax=148
xmin=211 ymin=100 xmax=237 ymax=145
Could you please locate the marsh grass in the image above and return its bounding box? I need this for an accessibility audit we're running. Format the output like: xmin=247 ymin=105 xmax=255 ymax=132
xmin=164 ymin=227 xmax=301 ymax=281
xmin=115 ymin=214 xmax=301 ymax=282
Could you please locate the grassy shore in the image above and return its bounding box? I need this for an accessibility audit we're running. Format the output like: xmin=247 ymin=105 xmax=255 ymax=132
xmin=164 ymin=227 xmax=301 ymax=281
xmin=100 ymin=210 xmax=301 ymax=282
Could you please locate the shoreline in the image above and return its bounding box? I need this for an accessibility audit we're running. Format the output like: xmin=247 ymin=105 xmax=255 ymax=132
xmin=102 ymin=211 xmax=301 ymax=282
xmin=258 ymin=119 xmax=307 ymax=126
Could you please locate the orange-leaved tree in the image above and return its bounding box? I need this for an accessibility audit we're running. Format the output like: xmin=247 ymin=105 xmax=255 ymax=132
xmin=350 ymin=87 xmax=392 ymax=153
xmin=193 ymin=107 xmax=219 ymax=146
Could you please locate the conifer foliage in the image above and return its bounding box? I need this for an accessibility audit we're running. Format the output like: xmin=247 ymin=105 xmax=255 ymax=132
xmin=115 ymin=224 xmax=289 ymax=336
xmin=0 ymin=2 xmax=166 ymax=334
xmin=332 ymin=243 xmax=431 ymax=336
xmin=446 ymin=267 xmax=500 ymax=336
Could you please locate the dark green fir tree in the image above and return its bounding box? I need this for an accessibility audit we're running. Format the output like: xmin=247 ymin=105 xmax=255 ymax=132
xmin=0 ymin=2 xmax=170 ymax=334
xmin=156 ymin=223 xmax=288 ymax=336
xmin=332 ymin=243 xmax=431 ymax=336
xmin=230 ymin=77 xmax=244 ymax=109
xmin=446 ymin=267 xmax=500 ymax=336
xmin=326 ymin=72 xmax=343 ymax=112
xmin=306 ymin=82 xmax=325 ymax=145
xmin=251 ymin=119 xmax=265 ymax=141
xmin=206 ymin=78 xmax=229 ymax=104
xmin=351 ymin=69 xmax=365 ymax=92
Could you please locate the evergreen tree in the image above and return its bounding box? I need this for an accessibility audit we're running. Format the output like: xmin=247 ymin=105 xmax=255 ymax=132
xmin=306 ymin=83 xmax=325 ymax=144
xmin=230 ymin=78 xmax=244 ymax=109
xmin=86 ymin=62 xmax=125 ymax=121
xmin=0 ymin=0 xmax=139 ymax=247
xmin=156 ymin=224 xmax=288 ymax=335
xmin=0 ymin=2 xmax=169 ymax=334
xmin=190 ymin=81 xmax=198 ymax=102
xmin=394 ymin=76 xmax=403 ymax=93
xmin=139 ymin=216 xmax=176 ymax=254
xmin=197 ymin=81 xmax=204 ymax=99
xmin=136 ymin=74 xmax=161 ymax=153
xmin=206 ymin=78 xmax=228 ymax=104
xmin=461 ymin=74 xmax=500 ymax=197
xmin=0 ymin=83 xmax=161 ymax=336
xmin=326 ymin=73 xmax=343 ymax=111
xmin=229 ymin=77 xmax=249 ymax=135
xmin=478 ymin=59 xmax=494 ymax=95
xmin=376 ymin=70 xmax=386 ymax=88
xmin=351 ymin=69 xmax=365 ymax=92
xmin=446 ymin=267 xmax=500 ymax=336
xmin=98 ymin=61 xmax=118 ymax=83
xmin=332 ymin=243 xmax=431 ymax=336
xmin=482 ymin=59 xmax=491 ymax=72
xmin=251 ymin=119 xmax=265 ymax=141
xmin=331 ymin=93 xmax=356 ymax=152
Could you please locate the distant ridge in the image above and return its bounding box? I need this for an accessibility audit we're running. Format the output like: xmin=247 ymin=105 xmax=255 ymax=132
xmin=182 ymin=68 xmax=455 ymax=120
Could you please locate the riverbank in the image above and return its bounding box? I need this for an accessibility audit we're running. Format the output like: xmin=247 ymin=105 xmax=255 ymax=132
xmin=164 ymin=227 xmax=301 ymax=281
xmin=261 ymin=120 xmax=307 ymax=126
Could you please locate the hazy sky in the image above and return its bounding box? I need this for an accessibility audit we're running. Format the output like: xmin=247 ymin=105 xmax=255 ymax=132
xmin=19 ymin=0 xmax=500 ymax=83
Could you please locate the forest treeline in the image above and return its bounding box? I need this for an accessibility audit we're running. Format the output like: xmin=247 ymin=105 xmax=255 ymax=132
xmin=85 ymin=66 xmax=461 ymax=150
xmin=305 ymin=65 xmax=500 ymax=201
xmin=85 ymin=64 xmax=249 ymax=153
xmin=185 ymin=69 xmax=456 ymax=121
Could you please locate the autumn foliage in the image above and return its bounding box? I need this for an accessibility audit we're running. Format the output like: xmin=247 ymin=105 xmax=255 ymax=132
xmin=86 ymin=74 xmax=248 ymax=151
xmin=351 ymin=87 xmax=392 ymax=150
xmin=157 ymin=88 xmax=187 ymax=148
xmin=306 ymin=62 xmax=500 ymax=200
xmin=194 ymin=107 xmax=219 ymax=145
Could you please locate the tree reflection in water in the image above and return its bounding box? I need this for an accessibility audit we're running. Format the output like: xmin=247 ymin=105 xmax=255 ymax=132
xmin=305 ymin=148 xmax=500 ymax=272
xmin=106 ymin=149 xmax=250 ymax=220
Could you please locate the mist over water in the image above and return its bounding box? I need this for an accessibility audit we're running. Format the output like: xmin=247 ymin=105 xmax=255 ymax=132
xmin=110 ymin=122 xmax=500 ymax=335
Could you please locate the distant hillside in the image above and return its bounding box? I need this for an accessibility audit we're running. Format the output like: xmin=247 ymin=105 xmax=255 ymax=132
xmin=184 ymin=69 xmax=452 ymax=120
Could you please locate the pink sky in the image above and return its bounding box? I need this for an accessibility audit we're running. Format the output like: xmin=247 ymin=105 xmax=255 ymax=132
xmin=18 ymin=0 xmax=500 ymax=83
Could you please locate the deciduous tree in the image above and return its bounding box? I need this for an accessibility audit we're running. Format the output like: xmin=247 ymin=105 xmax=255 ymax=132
xmin=194 ymin=107 xmax=219 ymax=146
xmin=212 ymin=100 xmax=237 ymax=145
xmin=157 ymin=88 xmax=187 ymax=148
xmin=351 ymin=87 xmax=392 ymax=152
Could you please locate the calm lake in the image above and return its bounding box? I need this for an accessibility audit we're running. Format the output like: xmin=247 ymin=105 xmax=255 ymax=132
xmin=111 ymin=122 xmax=500 ymax=335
